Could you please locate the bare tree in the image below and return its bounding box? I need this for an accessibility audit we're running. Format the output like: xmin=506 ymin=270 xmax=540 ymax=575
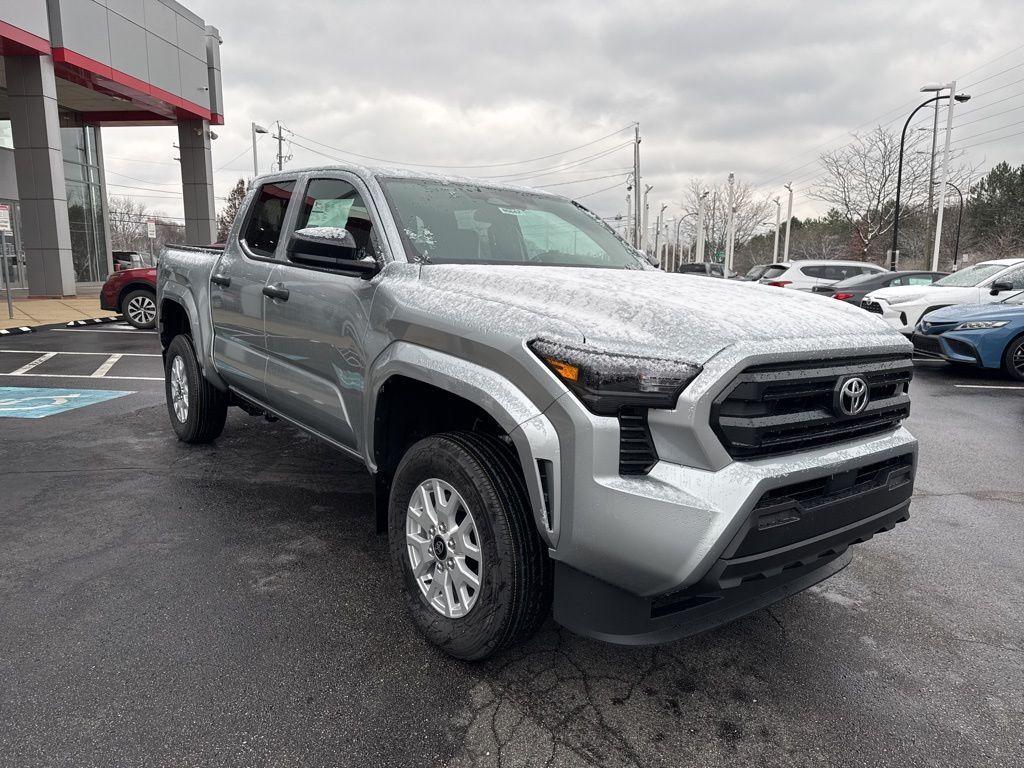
xmin=680 ymin=178 xmax=773 ymax=260
xmin=107 ymin=195 xmax=150 ymax=251
xmin=813 ymin=126 xmax=975 ymax=261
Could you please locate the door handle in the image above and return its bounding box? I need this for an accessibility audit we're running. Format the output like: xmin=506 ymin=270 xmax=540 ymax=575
xmin=262 ymin=283 xmax=290 ymax=301
xmin=210 ymin=273 xmax=231 ymax=287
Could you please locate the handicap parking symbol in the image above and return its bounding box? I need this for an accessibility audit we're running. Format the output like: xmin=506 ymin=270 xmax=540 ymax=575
xmin=0 ymin=387 xmax=134 ymax=419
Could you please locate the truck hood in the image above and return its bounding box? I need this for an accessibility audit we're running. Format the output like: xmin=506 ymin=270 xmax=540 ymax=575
xmin=417 ymin=265 xmax=897 ymax=364
xmin=924 ymin=300 xmax=1024 ymax=323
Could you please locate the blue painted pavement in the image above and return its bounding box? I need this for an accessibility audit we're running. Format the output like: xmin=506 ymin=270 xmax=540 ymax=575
xmin=0 ymin=387 xmax=134 ymax=419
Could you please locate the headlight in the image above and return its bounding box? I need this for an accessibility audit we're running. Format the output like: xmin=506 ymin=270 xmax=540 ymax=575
xmin=529 ymin=339 xmax=702 ymax=416
xmin=953 ymin=320 xmax=1009 ymax=330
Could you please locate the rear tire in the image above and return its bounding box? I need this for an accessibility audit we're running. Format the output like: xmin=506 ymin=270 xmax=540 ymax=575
xmin=1002 ymin=334 xmax=1024 ymax=381
xmin=164 ymin=334 xmax=227 ymax=443
xmin=121 ymin=288 xmax=157 ymax=329
xmin=388 ymin=432 xmax=551 ymax=660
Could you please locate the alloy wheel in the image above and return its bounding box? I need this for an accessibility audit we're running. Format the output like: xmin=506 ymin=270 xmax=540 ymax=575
xmin=405 ymin=478 xmax=483 ymax=618
xmin=126 ymin=295 xmax=156 ymax=326
xmin=170 ymin=355 xmax=189 ymax=423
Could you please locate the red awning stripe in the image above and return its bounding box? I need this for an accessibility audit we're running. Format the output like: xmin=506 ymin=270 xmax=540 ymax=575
xmin=0 ymin=20 xmax=52 ymax=55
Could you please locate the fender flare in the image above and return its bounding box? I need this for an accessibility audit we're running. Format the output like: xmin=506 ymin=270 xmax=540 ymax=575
xmin=366 ymin=341 xmax=562 ymax=546
xmin=157 ymin=282 xmax=228 ymax=390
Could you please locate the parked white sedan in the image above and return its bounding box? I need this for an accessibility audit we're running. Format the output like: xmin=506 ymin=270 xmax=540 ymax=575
xmin=861 ymin=258 xmax=1024 ymax=334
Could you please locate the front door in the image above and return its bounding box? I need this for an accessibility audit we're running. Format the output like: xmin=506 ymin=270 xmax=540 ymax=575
xmin=210 ymin=179 xmax=296 ymax=400
xmin=263 ymin=174 xmax=383 ymax=451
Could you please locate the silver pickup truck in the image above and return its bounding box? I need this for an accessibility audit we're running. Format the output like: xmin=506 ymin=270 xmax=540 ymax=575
xmin=157 ymin=164 xmax=917 ymax=660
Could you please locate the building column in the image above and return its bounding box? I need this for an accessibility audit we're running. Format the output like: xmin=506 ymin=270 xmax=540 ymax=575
xmin=5 ymin=55 xmax=75 ymax=297
xmin=178 ymin=119 xmax=216 ymax=245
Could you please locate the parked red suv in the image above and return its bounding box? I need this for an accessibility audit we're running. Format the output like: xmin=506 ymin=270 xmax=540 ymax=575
xmin=100 ymin=263 xmax=157 ymax=329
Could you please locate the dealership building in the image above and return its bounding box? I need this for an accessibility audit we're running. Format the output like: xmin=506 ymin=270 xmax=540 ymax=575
xmin=0 ymin=0 xmax=223 ymax=296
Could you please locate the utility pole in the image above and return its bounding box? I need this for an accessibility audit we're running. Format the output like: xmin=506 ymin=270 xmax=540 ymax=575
xmin=695 ymin=189 xmax=708 ymax=263
xmin=725 ymin=173 xmax=736 ymax=270
xmin=932 ymin=80 xmax=958 ymax=272
xmin=633 ymin=124 xmax=641 ymax=249
xmin=772 ymin=196 xmax=781 ymax=262
xmin=641 ymin=184 xmax=653 ymax=252
xmin=275 ymin=120 xmax=285 ymax=171
xmin=783 ymin=182 xmax=794 ymax=262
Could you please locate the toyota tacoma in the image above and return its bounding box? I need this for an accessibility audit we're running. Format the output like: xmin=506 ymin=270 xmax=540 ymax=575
xmin=157 ymin=165 xmax=917 ymax=659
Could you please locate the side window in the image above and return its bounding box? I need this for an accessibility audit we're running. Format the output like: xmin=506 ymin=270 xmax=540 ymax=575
xmin=710 ymin=264 xmax=723 ymax=276
xmin=294 ymin=178 xmax=376 ymax=260
xmin=1000 ymin=266 xmax=1024 ymax=289
xmin=241 ymin=180 xmax=295 ymax=257
xmin=906 ymin=275 xmax=934 ymax=285
xmin=800 ymin=265 xmax=827 ymax=279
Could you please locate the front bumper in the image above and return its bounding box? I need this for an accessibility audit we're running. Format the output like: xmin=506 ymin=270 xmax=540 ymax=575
xmin=554 ymin=455 xmax=913 ymax=644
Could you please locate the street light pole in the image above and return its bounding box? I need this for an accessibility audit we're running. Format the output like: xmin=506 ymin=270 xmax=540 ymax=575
xmin=889 ymin=85 xmax=970 ymax=271
xmin=641 ymin=184 xmax=653 ymax=252
xmin=695 ymin=190 xmax=708 ymax=263
xmin=946 ymin=181 xmax=965 ymax=270
xmin=772 ymin=196 xmax=781 ymax=262
xmin=251 ymin=122 xmax=268 ymax=178
xmin=931 ymin=79 xmax=959 ymax=272
xmin=633 ymin=124 xmax=641 ymax=248
xmin=782 ymin=182 xmax=793 ymax=262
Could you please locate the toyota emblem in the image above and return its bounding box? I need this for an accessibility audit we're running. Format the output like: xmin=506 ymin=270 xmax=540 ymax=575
xmin=835 ymin=376 xmax=869 ymax=416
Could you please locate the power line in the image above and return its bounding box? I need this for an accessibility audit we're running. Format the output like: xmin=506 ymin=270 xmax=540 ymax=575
xmin=575 ymin=180 xmax=628 ymax=200
xmin=952 ymin=117 xmax=1024 ymax=144
xmin=284 ymin=123 xmax=636 ymax=170
xmin=215 ymin=133 xmax=266 ymax=173
xmin=537 ymin=172 xmax=630 ymax=189
xmin=961 ymin=57 xmax=1024 ymax=90
xmin=481 ymin=142 xmax=633 ymax=180
xmin=106 ymin=155 xmax=179 ymax=166
xmin=957 ymin=126 xmax=1024 ymax=150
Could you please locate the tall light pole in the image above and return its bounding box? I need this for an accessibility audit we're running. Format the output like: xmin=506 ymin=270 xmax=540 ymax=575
xmin=946 ymin=181 xmax=965 ymax=271
xmin=772 ymin=196 xmax=781 ymax=263
xmin=889 ymin=85 xmax=970 ymax=271
xmin=782 ymin=182 xmax=794 ymax=262
xmin=925 ymin=97 xmax=940 ymax=253
xmin=633 ymin=124 xmax=642 ymax=248
xmin=695 ymin=189 xmax=709 ymax=263
xmin=653 ymin=202 xmax=667 ymax=265
xmin=931 ymin=80 xmax=961 ymax=272
xmin=641 ymin=184 xmax=653 ymax=251
xmin=251 ymin=122 xmax=268 ymax=177
xmin=725 ymin=173 xmax=736 ymax=270
xmin=674 ymin=211 xmax=695 ymax=271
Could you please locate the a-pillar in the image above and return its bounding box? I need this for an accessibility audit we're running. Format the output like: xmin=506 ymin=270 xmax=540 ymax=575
xmin=178 ymin=119 xmax=217 ymax=245
xmin=5 ymin=55 xmax=75 ymax=297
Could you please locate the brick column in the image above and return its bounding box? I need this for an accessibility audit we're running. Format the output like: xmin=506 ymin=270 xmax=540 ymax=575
xmin=5 ymin=55 xmax=75 ymax=297
xmin=178 ymin=119 xmax=217 ymax=245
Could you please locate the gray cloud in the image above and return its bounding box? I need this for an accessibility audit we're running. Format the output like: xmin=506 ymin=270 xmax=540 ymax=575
xmin=103 ymin=0 xmax=1024 ymax=229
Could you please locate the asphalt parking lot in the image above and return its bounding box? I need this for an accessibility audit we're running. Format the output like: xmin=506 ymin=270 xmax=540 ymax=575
xmin=1 ymin=324 xmax=1021 ymax=768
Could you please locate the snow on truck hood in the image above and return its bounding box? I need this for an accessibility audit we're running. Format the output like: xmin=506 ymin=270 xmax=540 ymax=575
xmin=416 ymin=265 xmax=900 ymax=364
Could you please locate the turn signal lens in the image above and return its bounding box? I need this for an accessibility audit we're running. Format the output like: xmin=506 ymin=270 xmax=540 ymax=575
xmin=543 ymin=357 xmax=579 ymax=382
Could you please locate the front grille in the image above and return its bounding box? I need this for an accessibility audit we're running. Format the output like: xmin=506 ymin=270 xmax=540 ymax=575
xmin=618 ymin=407 xmax=658 ymax=475
xmin=862 ymin=299 xmax=883 ymax=314
xmin=911 ymin=333 xmax=944 ymax=357
xmin=711 ymin=354 xmax=912 ymax=459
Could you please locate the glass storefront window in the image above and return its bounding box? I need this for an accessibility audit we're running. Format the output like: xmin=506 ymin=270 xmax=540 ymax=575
xmin=60 ymin=119 xmax=107 ymax=283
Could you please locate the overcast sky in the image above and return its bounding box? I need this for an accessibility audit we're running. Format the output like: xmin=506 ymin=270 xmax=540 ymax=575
xmin=103 ymin=0 xmax=1024 ymax=231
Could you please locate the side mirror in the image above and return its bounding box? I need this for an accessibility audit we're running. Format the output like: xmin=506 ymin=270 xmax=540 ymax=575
xmin=288 ymin=226 xmax=379 ymax=278
xmin=990 ymin=281 xmax=1013 ymax=295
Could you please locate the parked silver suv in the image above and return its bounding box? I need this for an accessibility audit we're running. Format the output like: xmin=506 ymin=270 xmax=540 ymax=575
xmin=157 ymin=165 xmax=917 ymax=659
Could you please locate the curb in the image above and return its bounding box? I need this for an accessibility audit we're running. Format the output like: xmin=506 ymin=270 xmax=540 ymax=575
xmin=66 ymin=315 xmax=123 ymax=327
xmin=0 ymin=326 xmax=33 ymax=336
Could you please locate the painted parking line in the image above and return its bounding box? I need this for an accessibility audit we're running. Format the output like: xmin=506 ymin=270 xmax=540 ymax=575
xmin=0 ymin=387 xmax=134 ymax=418
xmin=953 ymin=384 xmax=1024 ymax=390
xmin=90 ymin=354 xmax=123 ymax=377
xmin=9 ymin=352 xmax=57 ymax=375
xmin=53 ymin=328 xmax=156 ymax=334
xmin=0 ymin=349 xmax=160 ymax=358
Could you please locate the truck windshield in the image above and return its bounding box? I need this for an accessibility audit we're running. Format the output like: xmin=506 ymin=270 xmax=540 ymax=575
xmin=380 ymin=178 xmax=645 ymax=269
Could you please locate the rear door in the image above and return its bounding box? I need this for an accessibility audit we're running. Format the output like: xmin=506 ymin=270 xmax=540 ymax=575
xmin=262 ymin=172 xmax=384 ymax=451
xmin=210 ymin=178 xmax=297 ymax=400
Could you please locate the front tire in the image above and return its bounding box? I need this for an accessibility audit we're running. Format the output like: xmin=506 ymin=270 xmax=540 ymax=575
xmin=1003 ymin=334 xmax=1024 ymax=381
xmin=388 ymin=432 xmax=551 ymax=660
xmin=121 ymin=288 xmax=157 ymax=329
xmin=164 ymin=334 xmax=227 ymax=443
